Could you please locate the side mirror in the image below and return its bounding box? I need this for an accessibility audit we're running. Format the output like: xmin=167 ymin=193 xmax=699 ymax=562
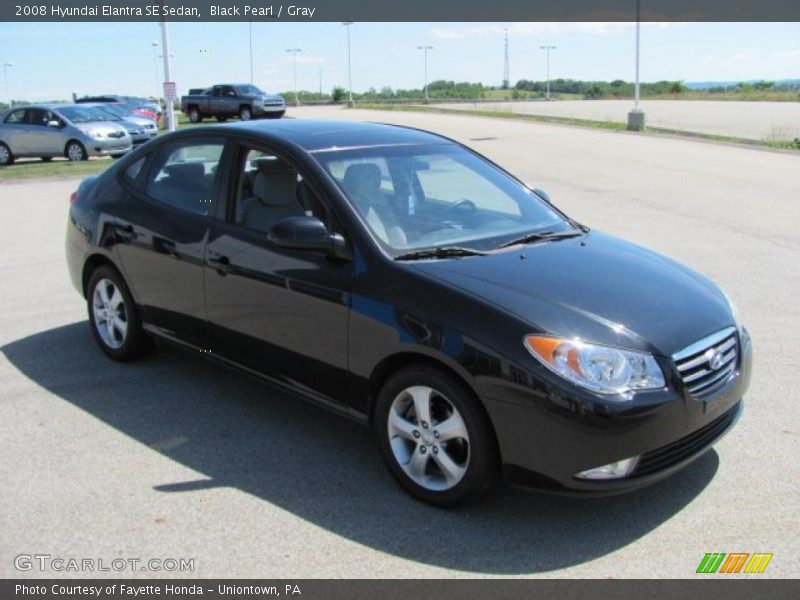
xmin=47 ymin=120 xmax=62 ymax=128
xmin=532 ymin=188 xmax=551 ymax=203
xmin=268 ymin=215 xmax=352 ymax=260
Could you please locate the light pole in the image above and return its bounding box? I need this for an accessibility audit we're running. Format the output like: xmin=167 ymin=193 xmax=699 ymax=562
xmin=417 ymin=45 xmax=433 ymax=102
xmin=2 ymin=62 xmax=13 ymax=107
xmin=342 ymin=22 xmax=354 ymax=106
xmin=627 ymin=0 xmax=645 ymax=130
xmin=249 ymin=22 xmax=254 ymax=84
xmin=539 ymin=45 xmax=556 ymax=100
xmin=160 ymin=20 xmax=176 ymax=131
xmin=151 ymin=42 xmax=160 ymax=103
xmin=287 ymin=48 xmax=302 ymax=106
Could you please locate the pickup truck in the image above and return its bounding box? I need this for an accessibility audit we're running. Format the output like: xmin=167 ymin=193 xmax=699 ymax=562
xmin=180 ymin=84 xmax=286 ymax=122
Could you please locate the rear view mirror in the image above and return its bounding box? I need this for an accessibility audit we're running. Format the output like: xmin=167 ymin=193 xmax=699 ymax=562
xmin=532 ymin=188 xmax=551 ymax=203
xmin=269 ymin=215 xmax=352 ymax=260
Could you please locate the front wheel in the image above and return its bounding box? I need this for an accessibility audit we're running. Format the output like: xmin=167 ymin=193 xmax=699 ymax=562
xmin=239 ymin=106 xmax=252 ymax=121
xmin=188 ymin=108 xmax=202 ymax=123
xmin=373 ymin=366 xmax=499 ymax=506
xmin=87 ymin=266 xmax=151 ymax=361
xmin=0 ymin=142 xmax=15 ymax=165
xmin=65 ymin=141 xmax=87 ymax=162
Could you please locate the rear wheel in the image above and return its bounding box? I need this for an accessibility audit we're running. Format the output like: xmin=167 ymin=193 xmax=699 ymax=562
xmin=239 ymin=106 xmax=252 ymax=121
xmin=65 ymin=141 xmax=87 ymax=162
xmin=188 ymin=107 xmax=202 ymax=123
xmin=87 ymin=266 xmax=151 ymax=361
xmin=0 ymin=142 xmax=13 ymax=166
xmin=373 ymin=366 xmax=499 ymax=506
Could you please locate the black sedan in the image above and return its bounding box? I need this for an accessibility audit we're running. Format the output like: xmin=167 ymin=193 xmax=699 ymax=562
xmin=66 ymin=120 xmax=752 ymax=506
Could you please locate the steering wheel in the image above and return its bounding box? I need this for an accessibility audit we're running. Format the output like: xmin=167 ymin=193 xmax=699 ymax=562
xmin=442 ymin=199 xmax=477 ymax=218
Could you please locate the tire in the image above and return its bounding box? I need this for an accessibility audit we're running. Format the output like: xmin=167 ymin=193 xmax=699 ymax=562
xmin=239 ymin=106 xmax=252 ymax=121
xmin=188 ymin=107 xmax=202 ymax=123
xmin=65 ymin=141 xmax=87 ymax=162
xmin=373 ymin=365 xmax=499 ymax=507
xmin=215 ymin=115 xmax=228 ymax=122
xmin=41 ymin=156 xmax=53 ymax=162
xmin=0 ymin=142 xmax=13 ymax=166
xmin=87 ymin=265 xmax=151 ymax=361
xmin=266 ymin=111 xmax=285 ymax=119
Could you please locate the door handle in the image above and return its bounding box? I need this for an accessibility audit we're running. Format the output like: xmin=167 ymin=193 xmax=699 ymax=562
xmin=153 ymin=237 xmax=178 ymax=257
xmin=207 ymin=254 xmax=231 ymax=275
xmin=112 ymin=224 xmax=136 ymax=243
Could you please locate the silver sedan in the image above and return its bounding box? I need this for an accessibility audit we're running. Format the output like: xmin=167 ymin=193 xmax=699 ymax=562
xmin=0 ymin=104 xmax=132 ymax=165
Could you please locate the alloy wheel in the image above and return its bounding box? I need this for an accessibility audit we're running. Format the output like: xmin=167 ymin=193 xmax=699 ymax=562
xmin=67 ymin=142 xmax=85 ymax=161
xmin=387 ymin=385 xmax=470 ymax=491
xmin=92 ymin=278 xmax=128 ymax=350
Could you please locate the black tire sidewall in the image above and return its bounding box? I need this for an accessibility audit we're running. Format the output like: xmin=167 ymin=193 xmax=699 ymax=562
xmin=373 ymin=366 xmax=499 ymax=507
xmin=86 ymin=266 xmax=149 ymax=361
xmin=0 ymin=143 xmax=14 ymax=165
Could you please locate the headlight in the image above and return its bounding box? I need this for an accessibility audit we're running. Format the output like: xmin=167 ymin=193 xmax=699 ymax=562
xmin=524 ymin=335 xmax=665 ymax=396
xmin=78 ymin=128 xmax=104 ymax=140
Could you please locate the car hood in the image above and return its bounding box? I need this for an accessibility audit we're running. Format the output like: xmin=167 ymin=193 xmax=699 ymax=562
xmin=407 ymin=230 xmax=734 ymax=356
xmin=77 ymin=121 xmax=129 ymax=137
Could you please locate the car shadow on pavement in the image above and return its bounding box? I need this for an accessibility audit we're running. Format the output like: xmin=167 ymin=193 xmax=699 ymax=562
xmin=2 ymin=321 xmax=720 ymax=575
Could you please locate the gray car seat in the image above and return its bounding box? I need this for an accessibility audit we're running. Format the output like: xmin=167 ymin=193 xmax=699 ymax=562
xmin=342 ymin=163 xmax=407 ymax=246
xmin=240 ymin=158 xmax=304 ymax=233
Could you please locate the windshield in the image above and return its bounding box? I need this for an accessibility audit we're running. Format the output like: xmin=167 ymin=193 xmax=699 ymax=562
xmin=57 ymin=105 xmax=112 ymax=123
xmin=234 ymin=84 xmax=266 ymax=95
xmin=93 ymin=106 xmax=123 ymax=121
xmin=314 ymin=143 xmax=570 ymax=255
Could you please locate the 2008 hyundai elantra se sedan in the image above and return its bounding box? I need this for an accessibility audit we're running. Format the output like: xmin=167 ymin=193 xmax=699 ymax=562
xmin=66 ymin=120 xmax=751 ymax=506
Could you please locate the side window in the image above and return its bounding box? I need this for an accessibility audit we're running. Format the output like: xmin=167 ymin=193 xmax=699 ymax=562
xmin=26 ymin=108 xmax=49 ymax=127
xmin=223 ymin=86 xmax=237 ymax=97
xmin=144 ymin=142 xmax=224 ymax=215
xmin=123 ymin=156 xmax=146 ymax=184
xmin=234 ymin=148 xmax=308 ymax=233
xmin=4 ymin=109 xmax=26 ymax=124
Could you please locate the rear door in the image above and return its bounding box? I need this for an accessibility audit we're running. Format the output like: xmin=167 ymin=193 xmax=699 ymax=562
xmin=112 ymin=137 xmax=232 ymax=347
xmin=204 ymin=142 xmax=353 ymax=404
xmin=1 ymin=108 xmax=31 ymax=155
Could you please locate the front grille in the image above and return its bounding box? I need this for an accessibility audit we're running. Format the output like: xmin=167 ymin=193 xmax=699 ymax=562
xmin=633 ymin=404 xmax=739 ymax=477
xmin=673 ymin=327 xmax=738 ymax=398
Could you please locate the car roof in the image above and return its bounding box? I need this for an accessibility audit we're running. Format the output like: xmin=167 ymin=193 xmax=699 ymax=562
xmin=223 ymin=119 xmax=452 ymax=152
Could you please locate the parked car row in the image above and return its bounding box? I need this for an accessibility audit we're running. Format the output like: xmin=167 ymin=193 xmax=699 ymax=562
xmin=77 ymin=95 xmax=162 ymax=122
xmin=0 ymin=102 xmax=158 ymax=165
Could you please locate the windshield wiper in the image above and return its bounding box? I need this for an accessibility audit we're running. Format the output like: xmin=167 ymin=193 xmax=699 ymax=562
xmin=395 ymin=246 xmax=488 ymax=261
xmin=496 ymin=228 xmax=586 ymax=250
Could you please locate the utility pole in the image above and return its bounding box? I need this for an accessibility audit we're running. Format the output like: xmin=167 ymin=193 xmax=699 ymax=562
xmin=319 ymin=68 xmax=322 ymax=96
xmin=151 ymin=42 xmax=160 ymax=103
xmin=502 ymin=28 xmax=510 ymax=89
xmin=540 ymin=45 xmax=556 ymax=100
xmin=2 ymin=62 xmax=13 ymax=107
xmin=249 ymin=22 xmax=254 ymax=84
xmin=627 ymin=0 xmax=646 ymax=130
xmin=286 ymin=48 xmax=302 ymax=106
xmin=342 ymin=22 xmax=354 ymax=106
xmin=417 ymin=45 xmax=433 ymax=102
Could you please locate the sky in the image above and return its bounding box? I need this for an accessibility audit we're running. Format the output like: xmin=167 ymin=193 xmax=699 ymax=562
xmin=0 ymin=21 xmax=798 ymax=101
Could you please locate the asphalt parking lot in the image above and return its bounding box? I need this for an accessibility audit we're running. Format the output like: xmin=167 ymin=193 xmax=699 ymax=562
xmin=1 ymin=106 xmax=798 ymax=578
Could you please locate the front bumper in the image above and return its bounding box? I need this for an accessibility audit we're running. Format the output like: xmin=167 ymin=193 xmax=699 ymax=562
xmin=86 ymin=139 xmax=132 ymax=156
xmin=484 ymin=331 xmax=752 ymax=494
xmin=253 ymin=104 xmax=286 ymax=115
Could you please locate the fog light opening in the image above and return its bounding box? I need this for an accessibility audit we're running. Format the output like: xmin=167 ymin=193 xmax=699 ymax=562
xmin=575 ymin=456 xmax=640 ymax=480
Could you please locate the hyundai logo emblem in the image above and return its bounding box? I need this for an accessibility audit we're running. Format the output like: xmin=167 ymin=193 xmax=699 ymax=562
xmin=706 ymin=349 xmax=725 ymax=370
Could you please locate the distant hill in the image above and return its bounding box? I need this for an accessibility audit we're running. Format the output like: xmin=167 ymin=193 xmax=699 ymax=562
xmin=686 ymin=79 xmax=800 ymax=90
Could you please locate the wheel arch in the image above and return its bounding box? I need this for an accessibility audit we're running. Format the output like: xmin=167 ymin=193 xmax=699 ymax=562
xmin=64 ymin=138 xmax=86 ymax=157
xmin=81 ymin=253 xmax=124 ymax=298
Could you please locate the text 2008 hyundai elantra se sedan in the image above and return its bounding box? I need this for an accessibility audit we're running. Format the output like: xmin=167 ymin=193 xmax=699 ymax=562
xmin=65 ymin=120 xmax=751 ymax=506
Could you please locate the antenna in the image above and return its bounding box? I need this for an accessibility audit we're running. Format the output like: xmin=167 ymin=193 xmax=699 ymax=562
xmin=502 ymin=28 xmax=510 ymax=89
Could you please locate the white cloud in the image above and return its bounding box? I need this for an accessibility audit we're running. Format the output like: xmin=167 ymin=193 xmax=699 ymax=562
xmin=773 ymin=49 xmax=800 ymax=58
xmin=429 ymin=22 xmax=675 ymax=40
xmin=286 ymin=54 xmax=326 ymax=65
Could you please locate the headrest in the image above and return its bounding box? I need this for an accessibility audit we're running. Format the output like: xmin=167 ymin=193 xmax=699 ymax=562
xmin=343 ymin=163 xmax=381 ymax=189
xmin=253 ymin=169 xmax=297 ymax=207
xmin=163 ymin=162 xmax=205 ymax=183
xmin=252 ymin=156 xmax=292 ymax=174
